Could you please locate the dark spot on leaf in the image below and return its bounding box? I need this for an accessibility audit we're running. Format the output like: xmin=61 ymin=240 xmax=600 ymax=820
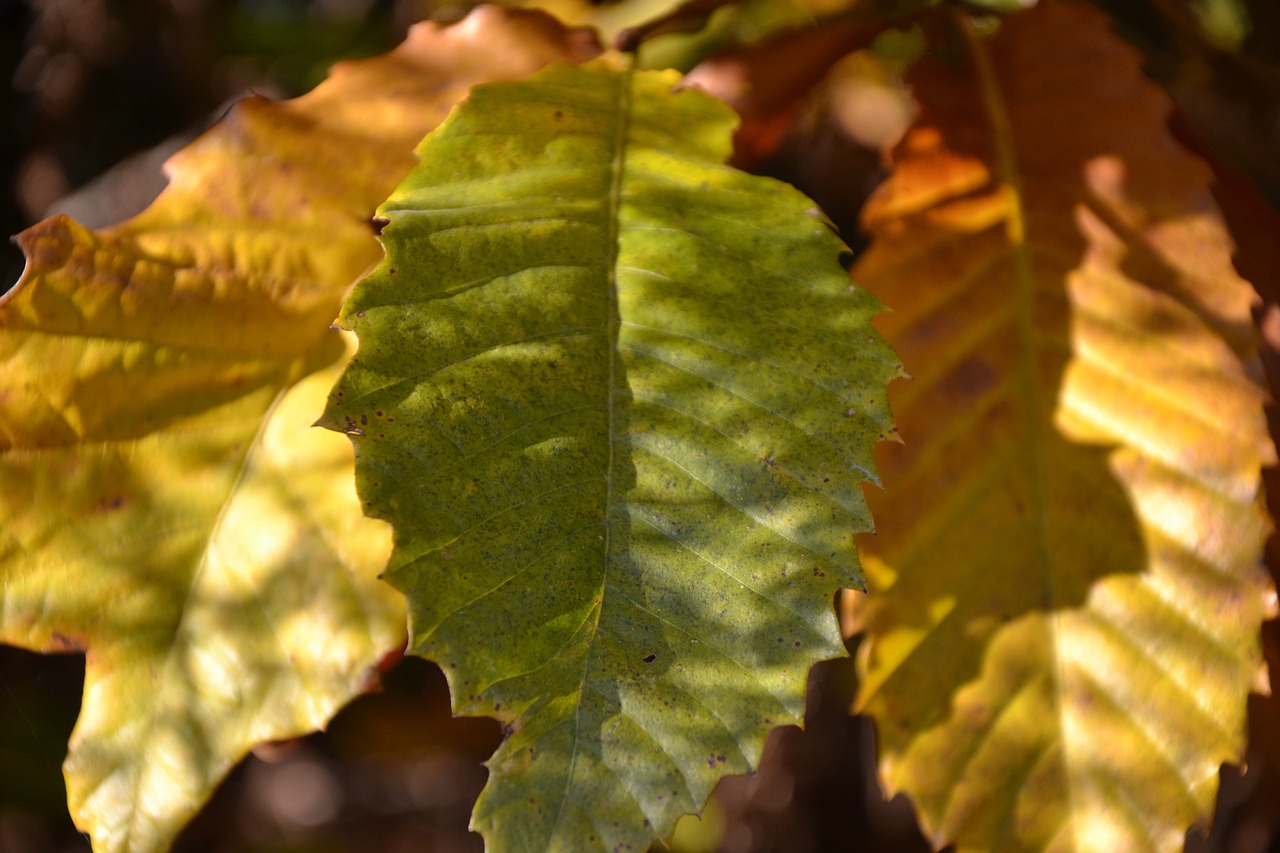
xmin=50 ymin=631 xmax=85 ymax=652
xmin=554 ymin=109 xmax=563 ymax=120
xmin=388 ymin=267 xmax=397 ymax=275
xmin=794 ymin=640 xmax=802 ymax=647
xmin=776 ymin=637 xmax=784 ymax=643
xmin=375 ymin=411 xmax=383 ymax=417
xmin=643 ymin=653 xmax=656 ymax=663
xmin=360 ymin=414 xmax=368 ymax=426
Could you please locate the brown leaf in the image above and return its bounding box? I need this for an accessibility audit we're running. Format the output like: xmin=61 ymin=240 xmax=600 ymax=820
xmin=684 ymin=19 xmax=889 ymax=168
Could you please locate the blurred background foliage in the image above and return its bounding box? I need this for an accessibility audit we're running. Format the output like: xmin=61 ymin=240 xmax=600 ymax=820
xmin=2 ymin=0 xmax=1279 ymax=851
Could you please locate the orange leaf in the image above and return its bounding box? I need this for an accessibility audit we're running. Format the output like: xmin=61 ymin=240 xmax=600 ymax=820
xmin=850 ymin=2 xmax=1276 ymax=850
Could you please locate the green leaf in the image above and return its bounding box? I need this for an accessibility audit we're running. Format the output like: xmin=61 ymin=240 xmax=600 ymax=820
xmin=848 ymin=3 xmax=1276 ymax=851
xmin=323 ymin=58 xmax=902 ymax=852
xmin=0 ymin=9 xmax=600 ymax=852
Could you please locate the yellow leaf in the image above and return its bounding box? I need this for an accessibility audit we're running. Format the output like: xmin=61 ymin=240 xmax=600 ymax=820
xmin=0 ymin=9 xmax=599 ymax=853
xmin=849 ymin=2 xmax=1276 ymax=851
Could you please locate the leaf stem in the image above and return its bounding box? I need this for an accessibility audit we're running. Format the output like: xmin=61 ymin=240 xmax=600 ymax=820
xmin=956 ymin=12 xmax=1025 ymax=245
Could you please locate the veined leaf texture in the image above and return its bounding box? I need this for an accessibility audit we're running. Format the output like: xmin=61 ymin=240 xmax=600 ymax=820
xmin=0 ymin=9 xmax=598 ymax=853
xmin=323 ymin=59 xmax=903 ymax=852
xmin=850 ymin=3 xmax=1276 ymax=852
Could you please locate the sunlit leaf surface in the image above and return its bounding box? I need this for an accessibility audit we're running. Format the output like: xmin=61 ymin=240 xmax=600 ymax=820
xmin=324 ymin=58 xmax=903 ymax=853
xmin=849 ymin=3 xmax=1276 ymax=851
xmin=0 ymin=9 xmax=598 ymax=852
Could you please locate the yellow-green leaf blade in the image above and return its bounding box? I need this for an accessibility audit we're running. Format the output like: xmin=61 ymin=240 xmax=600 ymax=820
xmin=323 ymin=59 xmax=902 ymax=852
xmin=850 ymin=3 xmax=1275 ymax=852
xmin=0 ymin=10 xmax=599 ymax=852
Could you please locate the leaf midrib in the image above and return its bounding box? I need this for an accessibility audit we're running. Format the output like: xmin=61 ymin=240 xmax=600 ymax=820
xmin=546 ymin=61 xmax=635 ymax=849
xmin=119 ymin=382 xmax=289 ymax=852
xmin=959 ymin=10 xmax=1081 ymax=849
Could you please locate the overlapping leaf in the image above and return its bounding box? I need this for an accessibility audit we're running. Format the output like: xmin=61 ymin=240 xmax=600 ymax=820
xmin=848 ymin=2 xmax=1276 ymax=851
xmin=323 ymin=59 xmax=903 ymax=852
xmin=0 ymin=9 xmax=599 ymax=852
